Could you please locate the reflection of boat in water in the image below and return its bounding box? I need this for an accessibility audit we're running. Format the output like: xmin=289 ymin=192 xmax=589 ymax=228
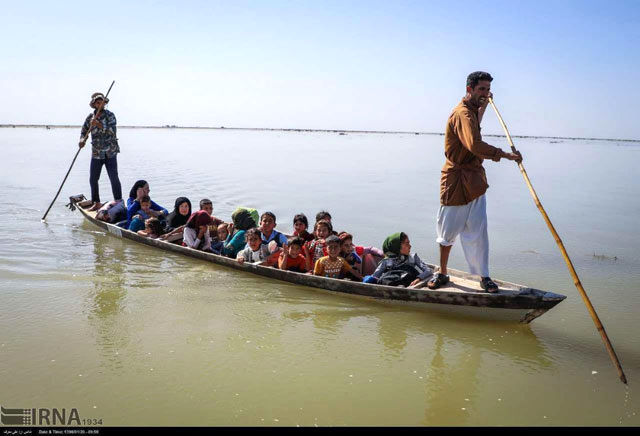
xmin=284 ymin=302 xmax=550 ymax=364
xmin=282 ymin=302 xmax=551 ymax=425
xmin=71 ymin=196 xmax=566 ymax=323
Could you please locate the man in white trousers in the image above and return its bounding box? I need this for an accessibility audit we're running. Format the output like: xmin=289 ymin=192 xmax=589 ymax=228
xmin=427 ymin=71 xmax=522 ymax=292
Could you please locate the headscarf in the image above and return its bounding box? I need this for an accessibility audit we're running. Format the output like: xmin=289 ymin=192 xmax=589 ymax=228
xmin=128 ymin=180 xmax=148 ymax=200
xmin=186 ymin=210 xmax=213 ymax=230
xmin=382 ymin=232 xmax=406 ymax=258
xmin=231 ymin=207 xmax=259 ymax=231
xmin=166 ymin=197 xmax=192 ymax=228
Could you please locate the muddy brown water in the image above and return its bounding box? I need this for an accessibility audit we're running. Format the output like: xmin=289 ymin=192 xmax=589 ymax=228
xmin=1 ymin=127 xmax=638 ymax=425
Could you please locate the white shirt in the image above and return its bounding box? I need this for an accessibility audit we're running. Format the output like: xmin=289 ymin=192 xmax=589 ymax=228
xmin=183 ymin=226 xmax=212 ymax=251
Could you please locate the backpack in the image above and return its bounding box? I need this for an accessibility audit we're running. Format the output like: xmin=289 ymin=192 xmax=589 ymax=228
xmin=378 ymin=262 xmax=419 ymax=287
xmin=261 ymin=230 xmax=285 ymax=248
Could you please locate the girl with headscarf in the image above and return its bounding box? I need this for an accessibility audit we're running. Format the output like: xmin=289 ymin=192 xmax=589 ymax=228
xmin=182 ymin=210 xmax=214 ymax=251
xmin=222 ymin=207 xmax=259 ymax=258
xmin=160 ymin=197 xmax=192 ymax=242
xmin=363 ymin=232 xmax=433 ymax=287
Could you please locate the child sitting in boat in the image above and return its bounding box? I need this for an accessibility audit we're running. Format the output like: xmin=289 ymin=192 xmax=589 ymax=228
xmin=313 ymin=235 xmax=362 ymax=280
xmin=304 ymin=220 xmax=332 ymax=270
xmin=278 ymin=237 xmax=308 ymax=273
xmin=223 ymin=207 xmax=259 ymax=258
xmin=128 ymin=195 xmax=154 ymax=232
xmin=199 ymin=198 xmax=224 ymax=227
xmin=293 ymin=214 xmax=314 ymax=243
xmin=199 ymin=198 xmax=223 ymax=244
xmin=210 ymin=223 xmax=229 ymax=255
xmin=237 ymin=228 xmax=278 ymax=265
xmin=315 ymin=210 xmax=338 ymax=235
xmin=182 ymin=210 xmax=214 ymax=251
xmin=363 ymin=232 xmax=432 ymax=287
xmin=337 ymin=232 xmax=363 ymax=279
xmin=258 ymin=211 xmax=288 ymax=264
xmin=338 ymin=232 xmax=384 ymax=276
xmin=137 ymin=217 xmax=164 ymax=239
xmin=259 ymin=212 xmax=288 ymax=248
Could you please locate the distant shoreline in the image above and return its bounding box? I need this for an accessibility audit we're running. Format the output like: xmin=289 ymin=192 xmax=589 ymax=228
xmin=1 ymin=124 xmax=638 ymax=143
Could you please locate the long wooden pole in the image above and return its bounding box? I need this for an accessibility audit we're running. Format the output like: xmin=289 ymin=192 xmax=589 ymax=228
xmin=41 ymin=81 xmax=115 ymax=222
xmin=488 ymin=98 xmax=627 ymax=384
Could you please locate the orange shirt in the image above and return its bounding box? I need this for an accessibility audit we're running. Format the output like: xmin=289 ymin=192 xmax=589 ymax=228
xmin=278 ymin=253 xmax=307 ymax=272
xmin=440 ymin=99 xmax=504 ymax=206
xmin=313 ymin=256 xmax=352 ymax=279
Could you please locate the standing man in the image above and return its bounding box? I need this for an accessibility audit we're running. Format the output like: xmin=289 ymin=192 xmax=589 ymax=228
xmin=79 ymin=92 xmax=122 ymax=211
xmin=427 ymin=71 xmax=522 ymax=292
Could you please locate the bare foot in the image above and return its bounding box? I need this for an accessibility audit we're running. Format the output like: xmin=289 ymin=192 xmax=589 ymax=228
xmin=88 ymin=202 xmax=103 ymax=211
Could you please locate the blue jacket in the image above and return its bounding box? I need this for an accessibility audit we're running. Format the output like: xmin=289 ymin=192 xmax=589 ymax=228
xmin=126 ymin=197 xmax=168 ymax=227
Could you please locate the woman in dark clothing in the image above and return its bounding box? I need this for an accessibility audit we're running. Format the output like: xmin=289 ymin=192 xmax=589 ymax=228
xmin=159 ymin=197 xmax=192 ymax=241
xmin=363 ymin=232 xmax=433 ymax=287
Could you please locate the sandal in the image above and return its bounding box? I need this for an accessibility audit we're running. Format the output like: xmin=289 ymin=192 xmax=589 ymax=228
xmin=427 ymin=273 xmax=450 ymax=290
xmin=480 ymin=277 xmax=499 ymax=293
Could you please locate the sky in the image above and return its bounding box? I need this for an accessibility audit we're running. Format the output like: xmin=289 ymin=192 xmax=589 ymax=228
xmin=1 ymin=0 xmax=639 ymax=139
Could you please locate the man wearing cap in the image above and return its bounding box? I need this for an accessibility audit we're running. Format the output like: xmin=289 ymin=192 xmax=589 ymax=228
xmin=427 ymin=71 xmax=522 ymax=293
xmin=79 ymin=92 xmax=122 ymax=211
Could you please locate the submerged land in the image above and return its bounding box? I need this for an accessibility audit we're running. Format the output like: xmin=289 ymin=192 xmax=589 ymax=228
xmin=1 ymin=123 xmax=639 ymax=143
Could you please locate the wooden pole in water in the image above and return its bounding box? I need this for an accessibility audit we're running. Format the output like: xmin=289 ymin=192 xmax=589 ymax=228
xmin=488 ymin=98 xmax=627 ymax=384
xmin=41 ymin=81 xmax=115 ymax=222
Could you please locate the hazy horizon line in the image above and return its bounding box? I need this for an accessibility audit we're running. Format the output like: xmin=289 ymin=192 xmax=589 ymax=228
xmin=1 ymin=123 xmax=639 ymax=143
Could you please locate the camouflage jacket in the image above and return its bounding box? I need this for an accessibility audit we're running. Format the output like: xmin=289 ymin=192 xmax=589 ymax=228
xmin=80 ymin=109 xmax=119 ymax=159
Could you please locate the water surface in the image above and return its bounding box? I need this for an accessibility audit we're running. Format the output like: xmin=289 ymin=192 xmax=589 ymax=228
xmin=0 ymin=127 xmax=638 ymax=425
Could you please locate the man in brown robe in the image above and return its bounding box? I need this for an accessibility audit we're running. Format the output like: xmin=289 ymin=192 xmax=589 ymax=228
xmin=427 ymin=71 xmax=522 ymax=292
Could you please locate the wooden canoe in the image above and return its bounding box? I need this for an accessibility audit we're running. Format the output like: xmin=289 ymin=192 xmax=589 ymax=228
xmin=71 ymin=196 xmax=566 ymax=323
